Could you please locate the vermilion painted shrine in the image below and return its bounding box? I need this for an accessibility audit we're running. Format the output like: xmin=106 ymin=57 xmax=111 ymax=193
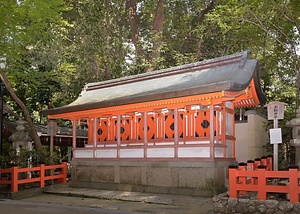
xmin=44 ymin=50 xmax=266 ymax=196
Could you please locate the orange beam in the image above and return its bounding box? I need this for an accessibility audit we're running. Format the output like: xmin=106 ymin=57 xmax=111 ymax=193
xmin=49 ymin=92 xmax=225 ymax=120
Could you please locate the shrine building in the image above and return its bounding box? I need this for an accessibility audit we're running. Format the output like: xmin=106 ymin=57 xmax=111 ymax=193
xmin=44 ymin=50 xmax=266 ymax=196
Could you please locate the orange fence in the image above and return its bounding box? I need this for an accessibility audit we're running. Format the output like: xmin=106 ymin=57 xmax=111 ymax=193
xmin=0 ymin=162 xmax=67 ymax=192
xmin=229 ymin=156 xmax=300 ymax=203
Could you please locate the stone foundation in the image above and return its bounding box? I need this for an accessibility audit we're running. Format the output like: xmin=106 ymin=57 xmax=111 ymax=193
xmin=70 ymin=160 xmax=234 ymax=197
xmin=213 ymin=192 xmax=300 ymax=214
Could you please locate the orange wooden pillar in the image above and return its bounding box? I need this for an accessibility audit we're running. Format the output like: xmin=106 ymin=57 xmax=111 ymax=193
xmin=228 ymin=165 xmax=238 ymax=198
xmin=182 ymin=109 xmax=187 ymax=139
xmin=221 ymin=104 xmax=226 ymax=157
xmin=107 ymin=117 xmax=111 ymax=141
xmin=40 ymin=164 xmax=45 ymax=188
xmin=174 ymin=108 xmax=178 ymax=158
xmin=185 ymin=106 xmax=192 ymax=138
xmin=254 ymin=158 xmax=261 ymax=169
xmin=247 ymin=160 xmax=255 ymax=184
xmin=153 ymin=110 xmax=161 ymax=140
xmin=61 ymin=161 xmax=68 ymax=184
xmin=117 ymin=115 xmax=121 ymax=158
xmin=131 ymin=114 xmax=137 ymax=140
xmin=257 ymin=165 xmax=267 ymax=201
xmin=111 ymin=116 xmax=118 ymax=141
xmin=88 ymin=118 xmax=94 ymax=144
xmin=230 ymin=106 xmax=236 ymax=158
xmin=93 ymin=117 xmax=97 ymax=158
xmin=288 ymin=166 xmax=299 ymax=203
xmin=238 ymin=162 xmax=247 ymax=195
xmin=209 ymin=104 xmax=215 ymax=158
xmin=267 ymin=155 xmax=273 ymax=171
xmin=143 ymin=112 xmax=148 ymax=158
xmin=261 ymin=156 xmax=267 ymax=167
xmin=11 ymin=165 xmax=18 ymax=192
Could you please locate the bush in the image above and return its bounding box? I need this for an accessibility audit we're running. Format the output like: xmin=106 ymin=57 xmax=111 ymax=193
xmin=0 ymin=142 xmax=62 ymax=168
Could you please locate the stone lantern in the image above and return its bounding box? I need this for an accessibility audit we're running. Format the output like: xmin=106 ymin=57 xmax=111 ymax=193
xmin=9 ymin=118 xmax=32 ymax=154
xmin=286 ymin=109 xmax=300 ymax=167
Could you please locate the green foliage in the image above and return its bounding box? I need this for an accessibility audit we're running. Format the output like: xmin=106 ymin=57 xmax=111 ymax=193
xmin=0 ymin=142 xmax=15 ymax=169
xmin=0 ymin=142 xmax=62 ymax=169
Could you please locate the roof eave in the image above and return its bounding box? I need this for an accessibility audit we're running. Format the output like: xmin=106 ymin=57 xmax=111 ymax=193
xmin=43 ymin=81 xmax=241 ymax=116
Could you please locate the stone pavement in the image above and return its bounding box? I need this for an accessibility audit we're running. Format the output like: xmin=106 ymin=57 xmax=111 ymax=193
xmin=36 ymin=183 xmax=215 ymax=214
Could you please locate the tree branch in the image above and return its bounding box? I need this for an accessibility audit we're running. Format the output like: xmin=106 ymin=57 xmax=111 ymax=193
xmin=0 ymin=72 xmax=42 ymax=151
xmin=151 ymin=0 xmax=164 ymax=66
xmin=126 ymin=0 xmax=149 ymax=62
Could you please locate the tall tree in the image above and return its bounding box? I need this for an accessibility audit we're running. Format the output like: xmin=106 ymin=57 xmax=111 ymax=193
xmin=0 ymin=0 xmax=65 ymax=149
xmin=0 ymin=72 xmax=42 ymax=150
xmin=126 ymin=0 xmax=164 ymax=72
xmin=240 ymin=0 xmax=300 ymax=109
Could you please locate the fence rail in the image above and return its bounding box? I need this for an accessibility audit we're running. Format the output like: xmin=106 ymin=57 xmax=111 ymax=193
xmin=228 ymin=156 xmax=300 ymax=203
xmin=0 ymin=162 xmax=67 ymax=192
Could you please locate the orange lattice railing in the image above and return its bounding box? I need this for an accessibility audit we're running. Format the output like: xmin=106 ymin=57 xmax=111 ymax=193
xmin=0 ymin=162 xmax=67 ymax=192
xmin=229 ymin=156 xmax=300 ymax=203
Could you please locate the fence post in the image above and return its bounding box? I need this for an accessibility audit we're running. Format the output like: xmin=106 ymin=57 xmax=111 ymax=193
xmin=288 ymin=165 xmax=299 ymax=203
xmin=267 ymin=155 xmax=273 ymax=171
xmin=261 ymin=156 xmax=267 ymax=168
xmin=254 ymin=158 xmax=261 ymax=170
xmin=257 ymin=165 xmax=267 ymax=201
xmin=229 ymin=165 xmax=238 ymax=198
xmin=11 ymin=165 xmax=18 ymax=192
xmin=60 ymin=161 xmax=67 ymax=184
xmin=238 ymin=162 xmax=247 ymax=195
xmin=247 ymin=160 xmax=255 ymax=184
xmin=40 ymin=164 xmax=45 ymax=188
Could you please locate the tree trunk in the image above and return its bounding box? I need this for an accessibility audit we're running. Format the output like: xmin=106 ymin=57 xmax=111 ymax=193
xmin=126 ymin=0 xmax=164 ymax=72
xmin=151 ymin=0 xmax=164 ymax=68
xmin=126 ymin=0 xmax=149 ymax=61
xmin=196 ymin=0 xmax=215 ymax=61
xmin=0 ymin=72 xmax=42 ymax=151
xmin=105 ymin=0 xmax=112 ymax=80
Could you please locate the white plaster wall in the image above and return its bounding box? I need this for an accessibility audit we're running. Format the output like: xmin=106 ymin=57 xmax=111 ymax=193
xmin=235 ymin=113 xmax=268 ymax=162
xmin=120 ymin=149 xmax=144 ymax=158
xmin=75 ymin=150 xmax=93 ymax=158
xmin=96 ymin=149 xmax=117 ymax=158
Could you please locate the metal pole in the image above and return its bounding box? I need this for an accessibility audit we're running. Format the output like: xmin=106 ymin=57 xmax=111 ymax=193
xmin=273 ymin=118 xmax=278 ymax=171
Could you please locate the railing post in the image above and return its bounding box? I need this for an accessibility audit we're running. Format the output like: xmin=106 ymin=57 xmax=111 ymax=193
xmin=11 ymin=165 xmax=18 ymax=192
xmin=238 ymin=162 xmax=247 ymax=195
xmin=257 ymin=165 xmax=267 ymax=200
xmin=228 ymin=165 xmax=238 ymax=198
xmin=288 ymin=165 xmax=299 ymax=203
xmin=254 ymin=158 xmax=261 ymax=170
xmin=267 ymin=155 xmax=273 ymax=171
xmin=60 ymin=161 xmax=67 ymax=184
xmin=261 ymin=156 xmax=267 ymax=169
xmin=247 ymin=160 xmax=255 ymax=184
xmin=40 ymin=164 xmax=45 ymax=188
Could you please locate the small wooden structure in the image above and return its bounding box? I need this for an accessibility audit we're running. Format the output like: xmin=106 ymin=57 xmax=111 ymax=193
xmin=43 ymin=50 xmax=266 ymax=196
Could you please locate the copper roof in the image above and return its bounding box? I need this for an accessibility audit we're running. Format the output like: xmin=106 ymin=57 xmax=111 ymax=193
xmin=43 ymin=50 xmax=266 ymax=116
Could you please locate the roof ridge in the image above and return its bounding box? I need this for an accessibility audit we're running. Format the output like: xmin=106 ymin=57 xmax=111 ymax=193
xmin=84 ymin=50 xmax=250 ymax=92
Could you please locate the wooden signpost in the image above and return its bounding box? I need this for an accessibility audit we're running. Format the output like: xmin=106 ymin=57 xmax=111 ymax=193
xmin=266 ymin=101 xmax=287 ymax=171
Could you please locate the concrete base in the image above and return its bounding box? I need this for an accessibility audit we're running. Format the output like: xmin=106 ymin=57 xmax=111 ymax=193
xmin=0 ymin=187 xmax=44 ymax=200
xmin=70 ymin=160 xmax=234 ymax=197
